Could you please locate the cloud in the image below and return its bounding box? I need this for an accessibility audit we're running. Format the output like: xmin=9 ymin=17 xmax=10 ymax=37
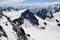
xmin=0 ymin=0 xmax=25 ymax=6
xmin=6 ymin=0 xmax=25 ymax=2
xmin=0 ymin=0 xmax=25 ymax=3
xmin=0 ymin=1 xmax=60 ymax=7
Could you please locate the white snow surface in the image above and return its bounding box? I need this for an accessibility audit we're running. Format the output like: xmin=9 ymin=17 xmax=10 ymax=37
xmin=22 ymin=15 xmax=60 ymax=40
xmin=0 ymin=16 xmax=17 ymax=40
xmin=3 ymin=9 xmax=26 ymax=20
xmin=0 ymin=9 xmax=60 ymax=40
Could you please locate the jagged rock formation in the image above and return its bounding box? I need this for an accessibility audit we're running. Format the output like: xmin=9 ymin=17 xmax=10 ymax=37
xmin=21 ymin=9 xmax=39 ymax=26
xmin=0 ymin=11 xmax=29 ymax=40
xmin=36 ymin=9 xmax=48 ymax=20
xmin=0 ymin=6 xmax=60 ymax=40
xmin=12 ymin=17 xmax=24 ymax=27
xmin=47 ymin=11 xmax=54 ymax=19
xmin=36 ymin=9 xmax=54 ymax=20
xmin=0 ymin=25 xmax=7 ymax=38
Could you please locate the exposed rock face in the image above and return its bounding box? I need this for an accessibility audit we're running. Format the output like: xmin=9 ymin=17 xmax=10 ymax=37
xmin=57 ymin=24 xmax=60 ymax=27
xmin=21 ymin=9 xmax=34 ymax=19
xmin=4 ymin=14 xmax=28 ymax=40
xmin=36 ymin=9 xmax=54 ymax=20
xmin=47 ymin=11 xmax=54 ymax=19
xmin=56 ymin=19 xmax=59 ymax=23
xmin=12 ymin=17 xmax=24 ymax=26
xmin=0 ymin=11 xmax=3 ymax=18
xmin=21 ymin=9 xmax=39 ymax=26
xmin=0 ymin=11 xmax=8 ymax=39
xmin=51 ymin=7 xmax=60 ymax=13
xmin=36 ymin=9 xmax=48 ymax=20
xmin=16 ymin=27 xmax=28 ymax=40
xmin=0 ymin=11 xmax=29 ymax=40
xmin=0 ymin=25 xmax=7 ymax=38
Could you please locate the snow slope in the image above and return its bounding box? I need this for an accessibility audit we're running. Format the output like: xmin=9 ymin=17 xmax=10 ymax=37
xmin=0 ymin=9 xmax=60 ymax=40
xmin=3 ymin=9 xmax=26 ymax=20
xmin=21 ymin=12 xmax=60 ymax=40
xmin=0 ymin=16 xmax=17 ymax=40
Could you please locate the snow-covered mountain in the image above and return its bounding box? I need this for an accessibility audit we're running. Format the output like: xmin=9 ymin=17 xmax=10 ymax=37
xmin=0 ymin=3 xmax=60 ymax=40
xmin=0 ymin=2 xmax=60 ymax=13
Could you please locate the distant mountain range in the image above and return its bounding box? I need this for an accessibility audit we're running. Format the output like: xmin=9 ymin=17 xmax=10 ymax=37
xmin=0 ymin=3 xmax=60 ymax=13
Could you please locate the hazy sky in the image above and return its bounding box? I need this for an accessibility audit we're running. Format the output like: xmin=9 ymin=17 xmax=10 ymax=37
xmin=23 ymin=0 xmax=60 ymax=3
xmin=0 ymin=0 xmax=60 ymax=3
xmin=0 ymin=0 xmax=60 ymax=6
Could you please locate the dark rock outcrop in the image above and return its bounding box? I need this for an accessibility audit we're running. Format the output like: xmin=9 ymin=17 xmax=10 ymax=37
xmin=56 ymin=19 xmax=59 ymax=23
xmin=41 ymin=27 xmax=45 ymax=29
xmin=36 ymin=9 xmax=54 ymax=20
xmin=44 ymin=22 xmax=47 ymax=25
xmin=21 ymin=9 xmax=39 ymax=26
xmin=0 ymin=11 xmax=28 ymax=40
xmin=0 ymin=25 xmax=7 ymax=38
xmin=47 ymin=11 xmax=54 ymax=19
xmin=57 ymin=24 xmax=60 ymax=27
xmin=36 ymin=9 xmax=48 ymax=20
xmin=12 ymin=17 xmax=24 ymax=26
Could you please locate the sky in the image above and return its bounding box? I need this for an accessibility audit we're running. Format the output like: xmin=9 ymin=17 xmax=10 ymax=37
xmin=0 ymin=0 xmax=60 ymax=6
xmin=0 ymin=0 xmax=60 ymax=3
xmin=22 ymin=0 xmax=60 ymax=4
